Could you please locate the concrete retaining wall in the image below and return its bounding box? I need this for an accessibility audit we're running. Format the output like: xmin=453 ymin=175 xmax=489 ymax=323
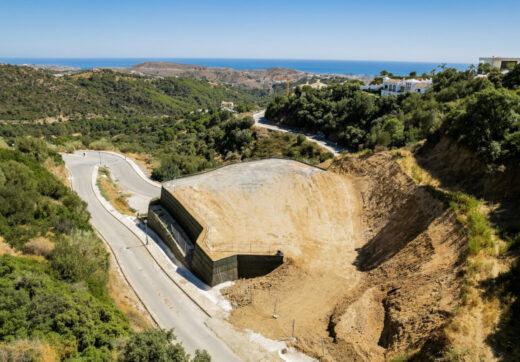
xmin=160 ymin=187 xmax=203 ymax=242
xmin=237 ymin=254 xmax=284 ymax=279
xmin=190 ymin=244 xmax=283 ymax=286
xmin=191 ymin=244 xmax=239 ymax=286
xmin=152 ymin=186 xmax=284 ymax=286
xmin=147 ymin=200 xmax=190 ymax=269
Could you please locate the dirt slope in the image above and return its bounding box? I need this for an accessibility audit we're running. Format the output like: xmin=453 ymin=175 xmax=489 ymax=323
xmin=223 ymin=152 xmax=468 ymax=361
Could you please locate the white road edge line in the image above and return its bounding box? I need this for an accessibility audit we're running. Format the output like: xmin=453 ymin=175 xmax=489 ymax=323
xmin=90 ymin=164 xmax=213 ymax=318
xmin=85 ymin=149 xmax=162 ymax=187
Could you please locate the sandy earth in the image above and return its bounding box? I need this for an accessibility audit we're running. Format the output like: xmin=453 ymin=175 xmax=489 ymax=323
xmin=214 ymin=154 xmax=469 ymax=361
xmin=165 ymin=159 xmax=362 ymax=262
xmin=162 ymin=159 xmax=375 ymax=360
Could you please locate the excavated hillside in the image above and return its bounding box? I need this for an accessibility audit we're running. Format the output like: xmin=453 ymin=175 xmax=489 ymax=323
xmin=223 ymin=152 xmax=468 ymax=361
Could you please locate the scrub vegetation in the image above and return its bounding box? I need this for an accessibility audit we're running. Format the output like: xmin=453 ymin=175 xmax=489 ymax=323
xmin=0 ymin=141 xmax=207 ymax=360
xmin=266 ymin=64 xmax=520 ymax=168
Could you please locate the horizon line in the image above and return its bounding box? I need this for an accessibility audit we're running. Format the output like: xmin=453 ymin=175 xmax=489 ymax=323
xmin=0 ymin=56 xmax=474 ymax=65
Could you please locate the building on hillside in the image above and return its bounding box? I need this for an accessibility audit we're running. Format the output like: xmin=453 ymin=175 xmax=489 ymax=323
xmin=380 ymin=77 xmax=432 ymax=96
xmin=479 ymin=57 xmax=520 ymax=72
xmin=220 ymin=101 xmax=235 ymax=112
xmin=302 ymin=79 xmax=328 ymax=90
xmin=359 ymin=83 xmax=383 ymax=92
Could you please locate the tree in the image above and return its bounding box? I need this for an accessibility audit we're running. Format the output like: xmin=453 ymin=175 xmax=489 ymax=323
xmin=477 ymin=62 xmax=491 ymax=75
xmin=445 ymin=88 xmax=520 ymax=163
xmin=119 ymin=329 xmax=210 ymax=362
xmin=503 ymin=63 xmax=520 ymax=90
xmin=409 ymin=71 xmax=417 ymax=77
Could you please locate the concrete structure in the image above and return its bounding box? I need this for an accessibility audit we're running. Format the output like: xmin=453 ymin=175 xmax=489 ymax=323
xmin=479 ymin=56 xmax=520 ymax=71
xmin=381 ymin=77 xmax=432 ymax=96
xmin=148 ymin=160 xmax=334 ymax=286
xmin=360 ymin=84 xmax=383 ymax=92
xmin=220 ymin=101 xmax=235 ymax=112
xmin=301 ymin=79 xmax=328 ymax=89
xmin=149 ymin=179 xmax=285 ymax=286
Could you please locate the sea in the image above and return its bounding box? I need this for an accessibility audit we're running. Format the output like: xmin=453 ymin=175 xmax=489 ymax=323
xmin=0 ymin=58 xmax=472 ymax=76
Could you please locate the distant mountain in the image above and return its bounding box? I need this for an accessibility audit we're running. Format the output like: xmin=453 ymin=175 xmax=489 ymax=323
xmin=116 ymin=61 xmax=307 ymax=88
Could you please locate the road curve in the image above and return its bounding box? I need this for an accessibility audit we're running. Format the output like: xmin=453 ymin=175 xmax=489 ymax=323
xmin=63 ymin=151 xmax=240 ymax=362
xmin=253 ymin=110 xmax=345 ymax=156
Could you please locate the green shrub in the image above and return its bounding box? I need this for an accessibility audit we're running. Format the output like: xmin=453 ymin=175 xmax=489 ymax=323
xmin=50 ymin=230 xmax=109 ymax=285
xmin=0 ymin=255 xmax=129 ymax=360
xmin=448 ymin=193 xmax=494 ymax=254
xmin=118 ymin=329 xmax=210 ymax=362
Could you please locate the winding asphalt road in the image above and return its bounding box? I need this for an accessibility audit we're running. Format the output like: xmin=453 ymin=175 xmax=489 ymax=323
xmin=253 ymin=110 xmax=345 ymax=156
xmin=63 ymin=151 xmax=240 ymax=362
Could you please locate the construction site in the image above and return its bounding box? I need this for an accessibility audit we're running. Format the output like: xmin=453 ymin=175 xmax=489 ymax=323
xmin=148 ymin=155 xmax=469 ymax=361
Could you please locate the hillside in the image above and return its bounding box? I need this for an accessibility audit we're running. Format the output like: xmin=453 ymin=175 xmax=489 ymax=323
xmin=258 ymin=65 xmax=520 ymax=360
xmin=120 ymin=62 xmax=306 ymax=89
xmin=0 ymin=141 xmax=209 ymax=360
xmin=223 ymin=152 xmax=468 ymax=360
xmin=266 ymin=65 xmax=520 ymax=166
xmin=0 ymin=64 xmax=270 ymax=121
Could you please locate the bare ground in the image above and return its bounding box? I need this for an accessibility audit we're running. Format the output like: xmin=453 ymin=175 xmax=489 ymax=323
xmin=222 ymin=153 xmax=468 ymax=361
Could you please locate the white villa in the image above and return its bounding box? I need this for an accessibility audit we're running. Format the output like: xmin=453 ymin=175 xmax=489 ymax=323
xmin=380 ymin=77 xmax=432 ymax=96
xmin=301 ymin=79 xmax=328 ymax=90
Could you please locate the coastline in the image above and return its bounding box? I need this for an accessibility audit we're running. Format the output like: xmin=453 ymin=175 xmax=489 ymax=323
xmin=0 ymin=57 xmax=472 ymax=76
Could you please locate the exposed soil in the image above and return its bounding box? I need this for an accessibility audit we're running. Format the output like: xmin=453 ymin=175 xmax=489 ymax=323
xmin=222 ymin=152 xmax=468 ymax=361
xmin=166 ymin=159 xmax=361 ymax=261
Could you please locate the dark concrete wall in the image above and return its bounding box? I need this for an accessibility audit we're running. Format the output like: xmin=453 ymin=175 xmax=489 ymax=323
xmin=147 ymin=202 xmax=189 ymax=268
xmin=157 ymin=186 xmax=284 ymax=287
xmin=237 ymin=254 xmax=284 ymax=279
xmin=160 ymin=187 xmax=203 ymax=242
xmin=191 ymin=244 xmax=238 ymax=286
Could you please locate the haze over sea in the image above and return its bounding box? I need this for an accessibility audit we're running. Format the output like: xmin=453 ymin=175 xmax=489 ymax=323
xmin=0 ymin=58 xmax=471 ymax=76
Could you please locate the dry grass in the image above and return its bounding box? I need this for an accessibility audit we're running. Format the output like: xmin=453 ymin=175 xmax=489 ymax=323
xmin=392 ymin=149 xmax=440 ymax=187
xmin=70 ymin=71 xmax=93 ymax=79
xmin=107 ymin=256 xmax=153 ymax=331
xmin=0 ymin=237 xmax=46 ymax=261
xmin=24 ymin=237 xmax=54 ymax=257
xmin=97 ymin=167 xmax=136 ymax=216
xmin=0 ymin=339 xmax=57 ymax=362
xmin=0 ymin=237 xmax=19 ymax=256
xmin=393 ymin=147 xmax=509 ymax=361
xmin=44 ymin=158 xmax=71 ymax=187
xmin=124 ymin=152 xmax=159 ymax=176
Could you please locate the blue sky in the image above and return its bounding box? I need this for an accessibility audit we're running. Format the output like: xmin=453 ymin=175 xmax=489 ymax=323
xmin=0 ymin=0 xmax=518 ymax=62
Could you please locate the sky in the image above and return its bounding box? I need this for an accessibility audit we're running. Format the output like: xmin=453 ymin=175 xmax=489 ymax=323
xmin=0 ymin=0 xmax=519 ymax=63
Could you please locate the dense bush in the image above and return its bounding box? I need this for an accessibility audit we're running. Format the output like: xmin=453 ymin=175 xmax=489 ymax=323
xmin=118 ymin=329 xmax=210 ymax=362
xmin=0 ymin=149 xmax=90 ymax=248
xmin=0 ymin=255 xmax=129 ymax=360
xmin=0 ymin=65 xmax=268 ymax=120
xmin=445 ymin=88 xmax=520 ymax=164
xmin=266 ymin=67 xmax=520 ymax=167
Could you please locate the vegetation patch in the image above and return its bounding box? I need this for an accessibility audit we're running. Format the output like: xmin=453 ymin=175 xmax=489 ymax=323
xmin=0 ymin=142 xmax=205 ymax=360
xmin=97 ymin=167 xmax=136 ymax=216
xmin=396 ymin=149 xmax=506 ymax=361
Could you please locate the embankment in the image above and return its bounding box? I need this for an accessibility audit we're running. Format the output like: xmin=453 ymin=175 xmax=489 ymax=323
xmin=326 ymin=153 xmax=468 ymax=360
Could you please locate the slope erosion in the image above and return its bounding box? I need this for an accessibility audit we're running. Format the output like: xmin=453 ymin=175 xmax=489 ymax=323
xmin=223 ymin=152 xmax=467 ymax=361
